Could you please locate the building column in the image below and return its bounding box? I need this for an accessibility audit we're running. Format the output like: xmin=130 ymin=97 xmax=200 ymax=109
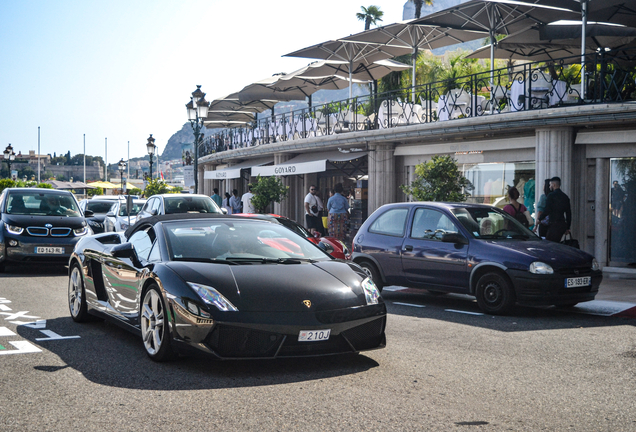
xmin=273 ymin=153 xmax=294 ymax=217
xmin=595 ymin=158 xmax=610 ymax=267
xmin=368 ymin=143 xmax=396 ymax=214
xmin=535 ymin=127 xmax=574 ymax=196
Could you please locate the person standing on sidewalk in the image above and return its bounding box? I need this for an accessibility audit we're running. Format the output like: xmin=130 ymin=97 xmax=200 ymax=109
xmin=327 ymin=183 xmax=349 ymax=240
xmin=241 ymin=186 xmax=255 ymax=213
xmin=538 ymin=176 xmax=571 ymax=242
xmin=304 ymin=185 xmax=322 ymax=235
xmin=230 ymin=189 xmax=242 ymax=214
xmin=211 ymin=188 xmax=222 ymax=208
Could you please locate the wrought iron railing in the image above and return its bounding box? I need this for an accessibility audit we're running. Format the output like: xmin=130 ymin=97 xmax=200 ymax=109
xmin=202 ymin=48 xmax=636 ymax=157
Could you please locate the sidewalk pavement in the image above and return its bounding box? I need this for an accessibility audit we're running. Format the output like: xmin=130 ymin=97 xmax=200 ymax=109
xmin=576 ymin=272 xmax=636 ymax=318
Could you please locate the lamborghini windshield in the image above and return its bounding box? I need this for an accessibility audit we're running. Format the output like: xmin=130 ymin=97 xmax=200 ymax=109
xmin=163 ymin=219 xmax=332 ymax=262
xmin=450 ymin=206 xmax=535 ymax=239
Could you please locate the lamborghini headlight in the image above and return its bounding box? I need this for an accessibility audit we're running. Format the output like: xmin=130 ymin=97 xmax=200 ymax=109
xmin=6 ymin=225 xmax=24 ymax=235
xmin=188 ymin=282 xmax=238 ymax=312
xmin=529 ymin=261 xmax=554 ymax=274
xmin=361 ymin=277 xmax=380 ymax=305
xmin=591 ymin=258 xmax=600 ymax=271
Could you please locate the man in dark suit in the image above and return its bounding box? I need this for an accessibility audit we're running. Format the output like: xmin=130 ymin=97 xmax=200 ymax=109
xmin=538 ymin=176 xmax=571 ymax=242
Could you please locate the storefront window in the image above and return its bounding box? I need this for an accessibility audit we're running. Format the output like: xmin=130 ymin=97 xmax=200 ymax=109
xmin=462 ymin=162 xmax=536 ymax=213
xmin=610 ymin=158 xmax=636 ymax=265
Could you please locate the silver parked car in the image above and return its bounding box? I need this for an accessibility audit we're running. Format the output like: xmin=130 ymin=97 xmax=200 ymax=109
xmin=104 ymin=199 xmax=147 ymax=232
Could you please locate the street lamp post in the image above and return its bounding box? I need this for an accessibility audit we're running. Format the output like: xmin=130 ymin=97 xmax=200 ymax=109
xmin=3 ymin=144 xmax=16 ymax=178
xmin=146 ymin=134 xmax=156 ymax=181
xmin=186 ymin=85 xmax=209 ymax=194
xmin=117 ymin=158 xmax=127 ymax=192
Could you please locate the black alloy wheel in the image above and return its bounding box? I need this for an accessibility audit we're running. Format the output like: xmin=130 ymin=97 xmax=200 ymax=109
xmin=475 ymin=272 xmax=515 ymax=315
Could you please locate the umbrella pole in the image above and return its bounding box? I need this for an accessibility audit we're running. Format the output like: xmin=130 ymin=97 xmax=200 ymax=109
xmin=349 ymin=60 xmax=353 ymax=102
xmin=412 ymin=47 xmax=418 ymax=104
xmin=581 ymin=0 xmax=588 ymax=99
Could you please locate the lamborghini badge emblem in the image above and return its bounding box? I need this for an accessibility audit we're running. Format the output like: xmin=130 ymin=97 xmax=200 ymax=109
xmin=303 ymin=300 xmax=311 ymax=308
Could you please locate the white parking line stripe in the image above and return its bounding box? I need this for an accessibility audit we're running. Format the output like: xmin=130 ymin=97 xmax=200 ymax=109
xmin=445 ymin=309 xmax=484 ymax=316
xmin=393 ymin=302 xmax=426 ymax=308
xmin=0 ymin=340 xmax=42 ymax=355
xmin=0 ymin=304 xmax=11 ymax=311
xmin=0 ymin=327 xmax=16 ymax=337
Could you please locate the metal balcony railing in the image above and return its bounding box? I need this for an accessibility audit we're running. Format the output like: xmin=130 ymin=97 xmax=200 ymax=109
xmin=200 ymin=49 xmax=636 ymax=157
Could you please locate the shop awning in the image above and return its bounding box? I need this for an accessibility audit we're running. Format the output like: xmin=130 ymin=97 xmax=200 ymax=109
xmin=204 ymin=157 xmax=274 ymax=180
xmin=251 ymin=150 xmax=367 ymax=177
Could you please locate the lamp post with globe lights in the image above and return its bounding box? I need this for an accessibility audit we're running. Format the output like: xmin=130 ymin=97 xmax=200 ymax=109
xmin=3 ymin=144 xmax=16 ymax=179
xmin=186 ymin=85 xmax=209 ymax=194
xmin=117 ymin=158 xmax=127 ymax=192
xmin=146 ymin=134 xmax=156 ymax=181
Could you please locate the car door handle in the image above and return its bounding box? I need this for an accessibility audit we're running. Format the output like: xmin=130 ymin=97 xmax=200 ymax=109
xmin=404 ymin=245 xmax=413 ymax=251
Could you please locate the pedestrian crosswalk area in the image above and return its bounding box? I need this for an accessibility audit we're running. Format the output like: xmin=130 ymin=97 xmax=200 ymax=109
xmin=0 ymin=297 xmax=80 ymax=356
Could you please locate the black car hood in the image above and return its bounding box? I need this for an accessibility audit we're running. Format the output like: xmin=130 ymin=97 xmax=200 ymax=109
xmin=166 ymin=260 xmax=369 ymax=312
xmin=484 ymin=238 xmax=594 ymax=269
xmin=2 ymin=214 xmax=87 ymax=228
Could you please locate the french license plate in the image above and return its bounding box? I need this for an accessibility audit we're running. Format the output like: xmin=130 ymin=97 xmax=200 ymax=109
xmin=298 ymin=329 xmax=331 ymax=342
xmin=565 ymin=276 xmax=591 ymax=288
xmin=35 ymin=247 xmax=64 ymax=254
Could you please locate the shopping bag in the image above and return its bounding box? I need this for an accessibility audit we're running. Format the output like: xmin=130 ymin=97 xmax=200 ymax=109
xmin=322 ymin=217 xmax=329 ymax=229
xmin=561 ymin=233 xmax=580 ymax=249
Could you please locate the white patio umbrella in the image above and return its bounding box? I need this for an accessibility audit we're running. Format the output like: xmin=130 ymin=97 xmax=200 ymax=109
xmin=208 ymin=92 xmax=278 ymax=113
xmin=466 ymin=22 xmax=636 ymax=61
xmin=340 ymin=20 xmax=489 ymax=102
xmin=205 ymin=110 xmax=255 ymax=123
xmin=238 ymin=73 xmax=314 ymax=102
xmin=284 ymin=40 xmax=412 ymax=100
xmin=412 ymin=0 xmax=581 ymax=93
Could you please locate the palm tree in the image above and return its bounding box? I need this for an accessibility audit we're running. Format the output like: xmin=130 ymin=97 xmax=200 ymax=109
xmin=356 ymin=5 xmax=384 ymax=30
xmin=413 ymin=0 xmax=433 ymax=19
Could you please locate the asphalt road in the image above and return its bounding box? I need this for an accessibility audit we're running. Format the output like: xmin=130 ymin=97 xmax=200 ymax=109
xmin=1 ymin=264 xmax=635 ymax=431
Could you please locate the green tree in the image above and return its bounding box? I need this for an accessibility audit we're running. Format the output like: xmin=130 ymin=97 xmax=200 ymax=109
xmin=144 ymin=179 xmax=171 ymax=197
xmin=88 ymin=187 xmax=104 ymax=197
xmin=250 ymin=175 xmax=289 ymax=213
xmin=0 ymin=179 xmax=16 ymax=193
xmin=401 ymin=155 xmax=473 ymax=202
xmin=413 ymin=0 xmax=433 ymax=19
xmin=356 ymin=5 xmax=383 ymax=30
xmin=128 ymin=188 xmax=143 ymax=196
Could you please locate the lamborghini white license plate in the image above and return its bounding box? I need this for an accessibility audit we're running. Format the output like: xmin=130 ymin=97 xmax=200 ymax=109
xmin=565 ymin=276 xmax=591 ymax=288
xmin=35 ymin=247 xmax=64 ymax=254
xmin=298 ymin=329 xmax=331 ymax=342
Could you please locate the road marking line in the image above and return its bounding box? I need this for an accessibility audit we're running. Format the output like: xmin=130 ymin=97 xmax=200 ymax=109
xmin=0 ymin=327 xmax=16 ymax=337
xmin=0 ymin=340 xmax=42 ymax=355
xmin=0 ymin=311 xmax=40 ymax=321
xmin=18 ymin=320 xmax=47 ymax=329
xmin=445 ymin=309 xmax=484 ymax=316
xmin=393 ymin=302 xmax=426 ymax=308
xmin=0 ymin=304 xmax=11 ymax=311
xmin=35 ymin=330 xmax=80 ymax=341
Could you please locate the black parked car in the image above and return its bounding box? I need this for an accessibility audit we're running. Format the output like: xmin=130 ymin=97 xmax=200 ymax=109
xmin=78 ymin=198 xmax=120 ymax=234
xmin=352 ymin=202 xmax=602 ymax=314
xmin=136 ymin=194 xmax=223 ymax=221
xmin=68 ymin=213 xmax=386 ymax=361
xmin=0 ymin=188 xmax=91 ymax=271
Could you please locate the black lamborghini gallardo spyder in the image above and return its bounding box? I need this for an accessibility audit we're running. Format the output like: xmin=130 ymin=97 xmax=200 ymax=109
xmin=68 ymin=213 xmax=386 ymax=361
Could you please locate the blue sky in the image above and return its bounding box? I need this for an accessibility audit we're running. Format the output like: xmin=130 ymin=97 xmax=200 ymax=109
xmin=0 ymin=0 xmax=408 ymax=164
